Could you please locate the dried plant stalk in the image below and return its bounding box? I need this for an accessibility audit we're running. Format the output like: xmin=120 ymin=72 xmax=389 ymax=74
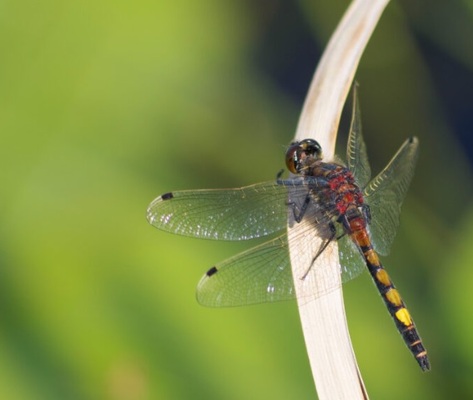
xmin=289 ymin=0 xmax=390 ymax=398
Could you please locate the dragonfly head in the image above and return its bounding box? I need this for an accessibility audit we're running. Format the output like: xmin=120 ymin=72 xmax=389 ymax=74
xmin=285 ymin=139 xmax=323 ymax=174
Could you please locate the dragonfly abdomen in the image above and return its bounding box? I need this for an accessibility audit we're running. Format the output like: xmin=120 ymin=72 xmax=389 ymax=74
xmin=349 ymin=224 xmax=430 ymax=371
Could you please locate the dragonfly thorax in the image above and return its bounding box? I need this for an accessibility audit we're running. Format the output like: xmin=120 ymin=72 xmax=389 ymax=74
xmin=306 ymin=161 xmax=365 ymax=214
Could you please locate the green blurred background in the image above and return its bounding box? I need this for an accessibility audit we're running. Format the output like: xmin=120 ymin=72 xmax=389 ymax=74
xmin=2 ymin=0 xmax=473 ymax=399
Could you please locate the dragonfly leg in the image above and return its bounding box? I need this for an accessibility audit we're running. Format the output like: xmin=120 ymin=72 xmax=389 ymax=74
xmin=276 ymin=169 xmax=285 ymax=181
xmin=336 ymin=232 xmax=346 ymax=241
xmin=287 ymin=192 xmax=312 ymax=223
xmin=301 ymin=223 xmax=337 ymax=280
xmin=276 ymin=172 xmax=313 ymax=223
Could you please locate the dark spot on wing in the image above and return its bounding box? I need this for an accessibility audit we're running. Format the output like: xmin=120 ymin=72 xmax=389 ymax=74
xmin=161 ymin=192 xmax=174 ymax=200
xmin=206 ymin=266 xmax=218 ymax=277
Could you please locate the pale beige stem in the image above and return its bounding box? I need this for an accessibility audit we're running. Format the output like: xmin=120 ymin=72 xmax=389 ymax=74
xmin=289 ymin=0 xmax=390 ymax=398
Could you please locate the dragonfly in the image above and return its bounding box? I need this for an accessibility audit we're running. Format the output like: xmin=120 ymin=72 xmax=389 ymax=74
xmin=146 ymin=89 xmax=430 ymax=371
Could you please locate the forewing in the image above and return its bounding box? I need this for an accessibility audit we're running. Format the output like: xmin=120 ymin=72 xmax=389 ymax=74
xmin=147 ymin=181 xmax=289 ymax=241
xmin=364 ymin=137 xmax=419 ymax=255
xmin=346 ymin=84 xmax=371 ymax=188
xmin=196 ymin=235 xmax=296 ymax=307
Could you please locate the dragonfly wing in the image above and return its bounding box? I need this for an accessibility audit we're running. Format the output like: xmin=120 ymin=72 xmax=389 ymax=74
xmin=337 ymin=234 xmax=367 ymax=283
xmin=196 ymin=235 xmax=296 ymax=307
xmin=364 ymin=137 xmax=419 ymax=255
xmin=147 ymin=181 xmax=290 ymax=241
xmin=196 ymin=187 xmax=370 ymax=307
xmin=346 ymin=83 xmax=371 ymax=188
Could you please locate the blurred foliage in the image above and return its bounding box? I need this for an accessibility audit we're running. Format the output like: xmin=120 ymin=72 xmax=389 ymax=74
xmin=1 ymin=0 xmax=472 ymax=399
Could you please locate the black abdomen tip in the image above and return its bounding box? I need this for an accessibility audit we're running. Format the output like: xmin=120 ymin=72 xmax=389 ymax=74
xmin=418 ymin=355 xmax=430 ymax=372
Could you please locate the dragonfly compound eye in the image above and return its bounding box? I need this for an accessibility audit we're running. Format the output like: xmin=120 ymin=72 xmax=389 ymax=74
xmin=285 ymin=139 xmax=323 ymax=174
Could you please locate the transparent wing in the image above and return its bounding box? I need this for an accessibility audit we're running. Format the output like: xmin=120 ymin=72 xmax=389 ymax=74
xmin=147 ymin=181 xmax=290 ymax=241
xmin=337 ymin=234 xmax=367 ymax=282
xmin=364 ymin=137 xmax=419 ymax=255
xmin=346 ymin=83 xmax=371 ymax=188
xmin=196 ymin=235 xmax=296 ymax=307
xmin=197 ymin=229 xmax=368 ymax=308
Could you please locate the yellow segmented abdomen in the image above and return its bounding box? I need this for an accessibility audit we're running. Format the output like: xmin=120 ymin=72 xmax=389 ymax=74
xmin=350 ymin=228 xmax=430 ymax=371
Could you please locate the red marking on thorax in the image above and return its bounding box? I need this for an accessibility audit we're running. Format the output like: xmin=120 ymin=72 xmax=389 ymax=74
xmin=336 ymin=202 xmax=348 ymax=214
xmin=343 ymin=192 xmax=355 ymax=203
xmin=328 ymin=174 xmax=346 ymax=191
xmin=316 ymin=165 xmax=365 ymax=221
